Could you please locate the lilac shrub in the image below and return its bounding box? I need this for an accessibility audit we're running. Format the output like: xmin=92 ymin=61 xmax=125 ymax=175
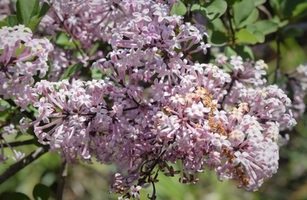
xmin=0 ymin=0 xmax=304 ymax=199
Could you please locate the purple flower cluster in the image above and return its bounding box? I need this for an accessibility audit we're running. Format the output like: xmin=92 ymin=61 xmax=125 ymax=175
xmin=0 ymin=0 xmax=303 ymax=199
xmin=0 ymin=25 xmax=53 ymax=110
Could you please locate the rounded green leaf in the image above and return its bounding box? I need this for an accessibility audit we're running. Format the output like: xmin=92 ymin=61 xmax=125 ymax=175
xmin=183 ymin=0 xmax=194 ymax=4
xmin=292 ymin=2 xmax=307 ymax=20
xmin=4 ymin=192 xmax=31 ymax=200
xmin=254 ymin=0 xmax=266 ymax=6
xmin=224 ymin=46 xmax=237 ymax=58
xmin=33 ymin=184 xmax=50 ymax=200
xmin=209 ymin=31 xmax=229 ymax=46
xmin=238 ymin=8 xmax=258 ymax=29
xmin=236 ymin=28 xmax=264 ymax=44
xmin=279 ymin=0 xmax=300 ymax=19
xmin=226 ymin=0 xmax=242 ymax=6
xmin=170 ymin=0 xmax=187 ymax=16
xmin=233 ymin=0 xmax=255 ymax=28
xmin=207 ymin=18 xmax=225 ymax=31
xmin=191 ymin=0 xmax=227 ymax=21
xmin=4 ymin=15 xmax=19 ymax=27
xmin=0 ymin=21 xmax=10 ymax=28
xmin=236 ymin=45 xmax=255 ymax=60
xmin=254 ymin=20 xmax=278 ymax=35
xmin=245 ymin=24 xmax=265 ymax=43
xmin=283 ymin=27 xmax=303 ymax=37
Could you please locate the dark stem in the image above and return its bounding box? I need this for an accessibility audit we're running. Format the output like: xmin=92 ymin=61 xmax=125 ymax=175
xmin=221 ymin=75 xmax=236 ymax=109
xmin=3 ymin=139 xmax=34 ymax=148
xmin=56 ymin=161 xmax=68 ymax=200
xmin=0 ymin=146 xmax=49 ymax=185
xmin=54 ymin=12 xmax=86 ymax=58
xmin=227 ymin=8 xmax=236 ymax=46
xmin=274 ymin=38 xmax=281 ymax=84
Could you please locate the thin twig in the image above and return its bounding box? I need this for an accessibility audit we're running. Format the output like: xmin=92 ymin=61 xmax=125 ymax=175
xmin=3 ymin=139 xmax=34 ymax=148
xmin=257 ymin=5 xmax=272 ymax=20
xmin=274 ymin=39 xmax=281 ymax=84
xmin=0 ymin=146 xmax=49 ymax=185
xmin=54 ymin=12 xmax=85 ymax=58
xmin=56 ymin=161 xmax=68 ymax=200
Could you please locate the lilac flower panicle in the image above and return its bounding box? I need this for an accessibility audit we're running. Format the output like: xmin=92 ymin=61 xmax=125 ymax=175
xmin=0 ymin=0 xmax=301 ymax=199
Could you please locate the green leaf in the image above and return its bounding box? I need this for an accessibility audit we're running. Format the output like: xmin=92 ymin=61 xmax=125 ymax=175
xmin=292 ymin=3 xmax=307 ymax=20
xmin=254 ymin=20 xmax=278 ymax=35
xmin=16 ymin=0 xmax=40 ymax=24
xmin=4 ymin=15 xmax=19 ymax=27
xmin=283 ymin=27 xmax=303 ymax=37
xmin=254 ymin=0 xmax=266 ymax=6
xmin=33 ymin=184 xmax=50 ymax=200
xmin=204 ymin=0 xmax=227 ymax=21
xmin=207 ymin=18 xmax=224 ymax=31
xmin=170 ymin=0 xmax=187 ymax=16
xmin=59 ymin=62 xmax=84 ymax=81
xmin=25 ymin=3 xmax=51 ymax=32
xmin=224 ymin=45 xmax=254 ymax=61
xmin=224 ymin=46 xmax=237 ymax=58
xmin=236 ymin=8 xmax=258 ymax=29
xmin=0 ymin=21 xmax=10 ymax=28
xmin=55 ymin=32 xmax=79 ymax=49
xmin=245 ymin=25 xmax=264 ymax=43
xmin=44 ymin=36 xmax=53 ymax=40
xmin=236 ymin=44 xmax=254 ymax=60
xmin=236 ymin=28 xmax=264 ymax=44
xmin=269 ymin=0 xmax=280 ymax=11
xmin=191 ymin=0 xmax=227 ymax=21
xmin=233 ymin=0 xmax=255 ymax=28
xmin=270 ymin=0 xmax=300 ymax=19
xmin=89 ymin=42 xmax=100 ymax=56
xmin=38 ymin=2 xmax=51 ymax=18
xmin=91 ymin=67 xmax=103 ymax=79
xmin=29 ymin=14 xmax=39 ymax=22
xmin=4 ymin=192 xmax=30 ymax=200
xmin=26 ymin=16 xmax=43 ymax=32
xmin=14 ymin=43 xmax=26 ymax=57
xmin=225 ymin=0 xmax=242 ymax=6
xmin=209 ymin=31 xmax=228 ymax=46
xmin=183 ymin=0 xmax=194 ymax=4
xmin=279 ymin=0 xmax=300 ymax=19
xmin=0 ymin=111 xmax=9 ymax=122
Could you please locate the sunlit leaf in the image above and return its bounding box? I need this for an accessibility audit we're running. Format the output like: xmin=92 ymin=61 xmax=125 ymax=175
xmin=191 ymin=0 xmax=227 ymax=21
xmin=170 ymin=0 xmax=187 ymax=16
xmin=233 ymin=0 xmax=255 ymax=28
xmin=59 ymin=62 xmax=84 ymax=81
xmin=16 ymin=0 xmax=40 ymax=24
xmin=292 ymin=2 xmax=307 ymax=20
xmin=254 ymin=20 xmax=278 ymax=35
xmin=236 ymin=28 xmax=264 ymax=44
